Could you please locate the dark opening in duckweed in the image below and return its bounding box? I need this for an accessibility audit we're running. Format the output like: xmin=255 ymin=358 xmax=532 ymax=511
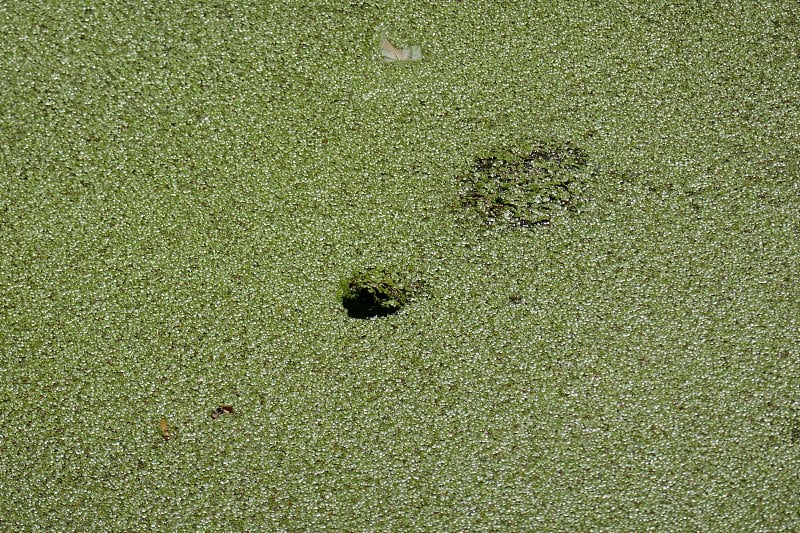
xmin=339 ymin=267 xmax=417 ymax=319
xmin=458 ymin=140 xmax=590 ymax=228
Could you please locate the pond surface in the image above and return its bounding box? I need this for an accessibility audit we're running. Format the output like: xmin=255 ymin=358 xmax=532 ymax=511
xmin=1 ymin=1 xmax=798 ymax=529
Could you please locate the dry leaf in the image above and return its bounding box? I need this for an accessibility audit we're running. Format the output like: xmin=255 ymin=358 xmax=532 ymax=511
xmin=379 ymin=31 xmax=422 ymax=62
xmin=159 ymin=418 xmax=172 ymax=441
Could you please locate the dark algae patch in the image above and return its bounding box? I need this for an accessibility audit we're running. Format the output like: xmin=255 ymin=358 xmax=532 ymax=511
xmin=339 ymin=267 xmax=417 ymax=319
xmin=458 ymin=140 xmax=589 ymax=228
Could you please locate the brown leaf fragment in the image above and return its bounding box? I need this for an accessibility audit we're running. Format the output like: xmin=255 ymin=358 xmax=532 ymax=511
xmin=379 ymin=31 xmax=422 ymax=62
xmin=380 ymin=32 xmax=406 ymax=61
xmin=159 ymin=418 xmax=172 ymax=441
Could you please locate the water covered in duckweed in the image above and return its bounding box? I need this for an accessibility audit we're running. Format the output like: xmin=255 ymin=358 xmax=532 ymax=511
xmin=1 ymin=1 xmax=798 ymax=530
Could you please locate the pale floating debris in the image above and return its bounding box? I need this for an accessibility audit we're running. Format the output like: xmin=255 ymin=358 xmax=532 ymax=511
xmin=379 ymin=31 xmax=422 ymax=62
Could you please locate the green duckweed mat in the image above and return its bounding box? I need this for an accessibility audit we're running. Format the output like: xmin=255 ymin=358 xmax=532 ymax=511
xmin=1 ymin=1 xmax=799 ymax=530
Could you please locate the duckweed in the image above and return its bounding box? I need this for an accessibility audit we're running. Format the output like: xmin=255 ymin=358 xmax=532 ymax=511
xmin=1 ymin=0 xmax=798 ymax=531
